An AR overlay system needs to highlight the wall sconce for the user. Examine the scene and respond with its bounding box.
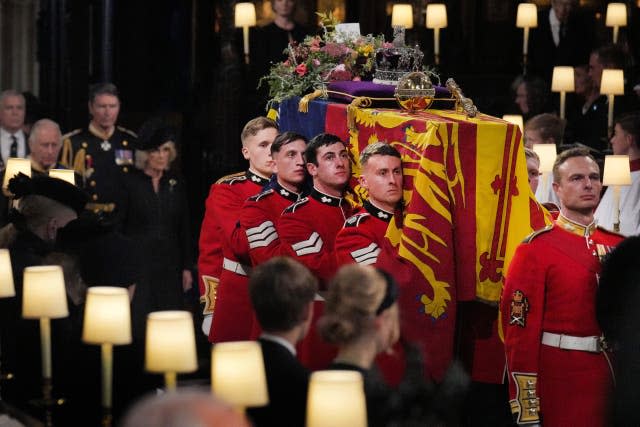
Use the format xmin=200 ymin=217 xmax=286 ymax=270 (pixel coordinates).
xmin=606 ymin=3 xmax=627 ymax=44
xmin=602 ymin=154 xmax=632 ymax=233
xmin=502 ymin=114 xmax=524 ymax=132
xmin=516 ymin=3 xmax=538 ymax=75
xmin=426 ymin=4 xmax=447 ymax=65
xmin=235 ymin=2 xmax=257 ymax=64
xmin=49 ymin=169 xmax=76 ymax=185
xmin=145 ymin=311 xmax=197 ymax=390
xmin=600 ymin=68 xmax=625 ymax=131
xmin=211 ymin=341 xmax=268 ymax=413
xmin=391 ymin=4 xmax=413 ymax=28
xmin=551 ymin=66 xmax=575 ymax=120
xmin=306 ymin=370 xmax=367 ymax=427
xmin=82 ymin=287 xmax=132 ymax=427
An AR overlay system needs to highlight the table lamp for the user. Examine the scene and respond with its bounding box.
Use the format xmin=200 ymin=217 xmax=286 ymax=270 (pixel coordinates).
xmin=502 ymin=114 xmax=524 ymax=132
xmin=82 ymin=287 xmax=131 ymax=427
xmin=532 ymin=143 xmax=557 ymax=196
xmin=2 ymin=158 xmax=31 ymax=196
xmin=551 ymin=66 xmax=575 ymax=120
xmin=603 ymin=155 xmax=632 ymax=233
xmin=426 ymin=4 xmax=447 ymax=65
xmin=306 ymin=370 xmax=367 ymax=427
xmin=0 ymin=249 xmax=15 ymax=398
xmin=235 ymin=2 xmax=256 ymax=65
xmin=391 ymin=4 xmax=413 ymax=29
xmin=211 ymin=341 xmax=268 ymax=413
xmin=606 ymin=3 xmax=627 ymax=44
xmin=145 ymin=311 xmax=197 ymax=391
xmin=516 ymin=3 xmax=537 ymax=75
xmin=22 ymin=265 xmax=68 ymax=427
xmin=600 ymin=68 xmax=625 ymax=131
xmin=49 ymin=169 xmax=76 ymax=185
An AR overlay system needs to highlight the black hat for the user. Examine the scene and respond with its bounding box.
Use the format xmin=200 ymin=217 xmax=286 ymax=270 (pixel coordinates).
xmin=8 ymin=173 xmax=88 ymax=215
xmin=138 ymin=117 xmax=176 ymax=151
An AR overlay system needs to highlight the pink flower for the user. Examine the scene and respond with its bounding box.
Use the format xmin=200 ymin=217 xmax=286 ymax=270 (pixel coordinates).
xmin=329 ymin=64 xmax=352 ymax=81
xmin=382 ymin=42 xmax=394 ymax=49
xmin=283 ymin=60 xmax=290 ymax=66
xmin=352 ymin=76 xmax=361 ymax=81
xmin=312 ymin=59 xmax=321 ymax=68
xmin=295 ymin=63 xmax=308 ymax=76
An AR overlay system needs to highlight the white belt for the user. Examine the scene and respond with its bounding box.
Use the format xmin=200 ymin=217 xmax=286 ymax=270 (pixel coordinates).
xmin=222 ymin=257 xmax=251 ymax=276
xmin=541 ymin=332 xmax=603 ymax=353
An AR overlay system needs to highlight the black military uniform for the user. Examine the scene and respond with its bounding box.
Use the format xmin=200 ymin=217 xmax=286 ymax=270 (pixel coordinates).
xmin=61 ymin=123 xmax=137 ymax=216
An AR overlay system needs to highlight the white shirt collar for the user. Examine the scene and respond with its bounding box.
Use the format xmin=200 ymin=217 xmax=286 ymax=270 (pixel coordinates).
xmin=549 ymin=8 xmax=562 ymax=46
xmin=260 ymin=333 xmax=297 ymax=356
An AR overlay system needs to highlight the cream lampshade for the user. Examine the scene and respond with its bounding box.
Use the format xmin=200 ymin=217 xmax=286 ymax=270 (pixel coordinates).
xmin=146 ymin=311 xmax=197 ymax=390
xmin=49 ymin=169 xmax=76 ymax=185
xmin=600 ymin=69 xmax=625 ymax=130
xmin=391 ymin=4 xmax=413 ymax=29
xmin=516 ymin=3 xmax=537 ymax=72
xmin=603 ymin=155 xmax=632 ymax=186
xmin=606 ymin=3 xmax=627 ymax=44
xmin=234 ymin=2 xmax=257 ymax=64
xmin=551 ymin=66 xmax=575 ymax=120
xmin=426 ymin=4 xmax=447 ymax=65
xmin=532 ymin=144 xmax=557 ymax=173
xmin=503 ymin=115 xmax=524 ymax=132
xmin=2 ymin=158 xmax=31 ymax=192
xmin=0 ymin=249 xmax=15 ymax=298
xmin=211 ymin=341 xmax=268 ymax=411
xmin=306 ymin=370 xmax=367 ymax=427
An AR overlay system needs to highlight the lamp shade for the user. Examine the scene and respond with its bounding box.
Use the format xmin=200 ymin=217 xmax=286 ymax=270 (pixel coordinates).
xmin=516 ymin=3 xmax=538 ymax=28
xmin=0 ymin=249 xmax=15 ymax=298
xmin=551 ymin=66 xmax=575 ymax=92
xmin=502 ymin=114 xmax=524 ymax=131
xmin=211 ymin=341 xmax=268 ymax=408
xmin=145 ymin=311 xmax=197 ymax=374
xmin=2 ymin=158 xmax=31 ymax=190
xmin=82 ymin=287 xmax=131 ymax=345
xmin=234 ymin=2 xmax=256 ymax=28
xmin=606 ymin=3 xmax=627 ymax=27
xmin=49 ymin=169 xmax=76 ymax=185
xmin=600 ymin=69 xmax=625 ymax=95
xmin=22 ymin=265 xmax=68 ymax=319
xmin=603 ymin=155 xmax=632 ymax=186
xmin=426 ymin=4 xmax=447 ymax=29
xmin=391 ymin=4 xmax=413 ymax=29
xmin=307 ymin=370 xmax=367 ymax=427
xmin=532 ymin=144 xmax=557 ymax=173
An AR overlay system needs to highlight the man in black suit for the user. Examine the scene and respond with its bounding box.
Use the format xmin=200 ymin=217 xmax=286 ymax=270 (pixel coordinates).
xmin=529 ymin=0 xmax=595 ymax=83
xmin=246 ymin=257 xmax=317 ymax=427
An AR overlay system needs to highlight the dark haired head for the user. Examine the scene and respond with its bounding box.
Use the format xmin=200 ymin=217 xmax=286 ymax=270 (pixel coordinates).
xmin=614 ymin=112 xmax=640 ymax=148
xmin=89 ymin=83 xmax=119 ymax=103
xmin=304 ymin=133 xmax=344 ymax=166
xmin=271 ymin=131 xmax=308 ymax=155
xmin=360 ymin=142 xmax=401 ymax=168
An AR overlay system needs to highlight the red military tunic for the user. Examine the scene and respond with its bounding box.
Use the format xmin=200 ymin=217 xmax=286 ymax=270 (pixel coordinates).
xmin=278 ymin=188 xmax=358 ymax=369
xmin=203 ymin=170 xmax=269 ymax=343
xmin=502 ymin=214 xmax=623 ymax=426
xmin=335 ymin=200 xmax=406 ymax=386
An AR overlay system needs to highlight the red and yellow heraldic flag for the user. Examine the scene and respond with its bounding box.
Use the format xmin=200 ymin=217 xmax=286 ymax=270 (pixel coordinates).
xmin=277 ymin=98 xmax=549 ymax=380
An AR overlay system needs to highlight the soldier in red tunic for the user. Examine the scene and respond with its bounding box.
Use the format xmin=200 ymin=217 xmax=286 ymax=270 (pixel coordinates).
xmin=502 ymin=147 xmax=623 ymax=426
xmin=197 ymin=117 xmax=275 ymax=341
xmin=278 ymin=133 xmax=357 ymax=369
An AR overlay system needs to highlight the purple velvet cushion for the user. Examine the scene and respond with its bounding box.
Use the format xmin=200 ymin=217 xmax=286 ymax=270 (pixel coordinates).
xmin=327 ymin=80 xmax=451 ymax=104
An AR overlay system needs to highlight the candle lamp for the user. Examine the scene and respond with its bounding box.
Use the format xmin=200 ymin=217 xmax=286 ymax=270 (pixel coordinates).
xmin=49 ymin=169 xmax=76 ymax=185
xmin=391 ymin=4 xmax=413 ymax=29
xmin=306 ymin=370 xmax=367 ymax=427
xmin=551 ymin=66 xmax=575 ymax=120
xmin=606 ymin=3 xmax=627 ymax=44
xmin=2 ymin=158 xmax=31 ymax=197
xmin=145 ymin=311 xmax=197 ymax=391
xmin=0 ymin=249 xmax=15 ymax=398
xmin=516 ymin=3 xmax=538 ymax=75
xmin=82 ymin=287 xmax=132 ymax=427
xmin=426 ymin=4 xmax=447 ymax=66
xmin=211 ymin=341 xmax=268 ymax=413
xmin=600 ymin=69 xmax=625 ymax=132
xmin=235 ymin=2 xmax=257 ymax=65
xmin=532 ymin=143 xmax=557 ymax=198
xmin=603 ymin=155 xmax=632 ymax=232
xmin=22 ymin=265 xmax=68 ymax=427
xmin=502 ymin=114 xmax=524 ymax=132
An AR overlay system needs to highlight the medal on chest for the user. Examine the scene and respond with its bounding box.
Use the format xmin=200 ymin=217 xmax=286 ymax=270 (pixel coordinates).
xmin=101 ymin=140 xmax=112 ymax=151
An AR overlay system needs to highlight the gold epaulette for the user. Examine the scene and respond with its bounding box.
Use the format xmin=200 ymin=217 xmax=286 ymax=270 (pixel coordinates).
xmin=522 ymin=225 xmax=553 ymax=243
xmin=216 ymin=171 xmax=246 ymax=185
xmin=117 ymin=126 xmax=138 ymax=137
xmin=248 ymin=188 xmax=274 ymax=202
xmin=61 ymin=128 xmax=83 ymax=140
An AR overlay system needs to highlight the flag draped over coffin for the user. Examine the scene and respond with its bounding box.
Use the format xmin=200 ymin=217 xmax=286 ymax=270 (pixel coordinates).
xmin=277 ymin=97 xmax=548 ymax=380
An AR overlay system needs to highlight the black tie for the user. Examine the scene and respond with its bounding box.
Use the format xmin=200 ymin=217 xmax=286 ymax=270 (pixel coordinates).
xmin=10 ymin=135 xmax=17 ymax=158
xmin=559 ymin=22 xmax=567 ymax=42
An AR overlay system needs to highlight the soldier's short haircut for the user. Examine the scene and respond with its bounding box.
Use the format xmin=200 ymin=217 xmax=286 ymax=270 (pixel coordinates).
xmin=271 ymin=131 xmax=308 ymax=155
xmin=359 ymin=142 xmax=401 ymax=168
xmin=240 ymin=117 xmax=278 ymax=146
xmin=552 ymin=147 xmax=596 ymax=183
xmin=89 ymin=83 xmax=119 ymax=103
xmin=524 ymin=147 xmax=540 ymax=163
xmin=304 ymin=133 xmax=344 ymax=166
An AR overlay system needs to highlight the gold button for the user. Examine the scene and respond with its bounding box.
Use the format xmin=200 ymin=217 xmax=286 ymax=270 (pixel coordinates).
xmin=90 ymin=180 xmax=96 ymax=187
xmin=92 ymin=194 xmax=98 ymax=201
xmin=123 ymin=167 xmax=129 ymax=173
xmin=122 ymin=140 xmax=128 ymax=147
xmin=82 ymin=142 xmax=88 ymax=148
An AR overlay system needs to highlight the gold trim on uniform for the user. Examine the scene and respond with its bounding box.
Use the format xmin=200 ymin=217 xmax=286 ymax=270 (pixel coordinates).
xmin=556 ymin=213 xmax=597 ymax=237
xmin=509 ymin=373 xmax=540 ymax=424
xmin=201 ymin=275 xmax=220 ymax=315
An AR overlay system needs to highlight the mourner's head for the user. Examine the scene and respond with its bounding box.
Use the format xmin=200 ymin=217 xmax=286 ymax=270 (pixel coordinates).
xmin=271 ymin=0 xmax=296 ymax=19
xmin=524 ymin=148 xmax=541 ymax=194
xmin=241 ymin=117 xmax=278 ymax=178
xmin=551 ymin=0 xmax=575 ymax=23
xmin=136 ymin=121 xmax=177 ymax=172
xmin=28 ymin=119 xmax=63 ymax=170
xmin=305 ymin=133 xmax=350 ymax=196
xmin=359 ymin=142 xmax=403 ymax=212
xmin=0 ymin=89 xmax=26 ymax=134
xmin=610 ymin=112 xmax=640 ymax=156
xmin=524 ymin=113 xmax=565 ymax=148
xmin=271 ymin=131 xmax=308 ymax=191
xmin=88 ymin=83 xmax=121 ymax=132
xmin=589 ymin=45 xmax=625 ymax=90
xmin=552 ymin=147 xmax=601 ymax=217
